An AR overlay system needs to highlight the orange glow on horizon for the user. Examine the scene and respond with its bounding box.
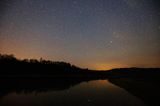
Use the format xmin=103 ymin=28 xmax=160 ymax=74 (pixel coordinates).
xmin=1 ymin=51 xmax=160 ymax=70
xmin=91 ymin=63 xmax=129 ymax=70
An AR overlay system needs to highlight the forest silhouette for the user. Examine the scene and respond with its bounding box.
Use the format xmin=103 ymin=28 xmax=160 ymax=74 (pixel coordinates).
xmin=0 ymin=53 xmax=160 ymax=78
xmin=1 ymin=53 xmax=160 ymax=106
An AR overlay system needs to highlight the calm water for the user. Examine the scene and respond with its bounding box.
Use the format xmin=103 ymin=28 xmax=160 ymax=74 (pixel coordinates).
xmin=0 ymin=80 xmax=145 ymax=106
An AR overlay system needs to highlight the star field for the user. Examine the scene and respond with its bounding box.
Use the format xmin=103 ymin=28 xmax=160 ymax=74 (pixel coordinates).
xmin=0 ymin=0 xmax=160 ymax=70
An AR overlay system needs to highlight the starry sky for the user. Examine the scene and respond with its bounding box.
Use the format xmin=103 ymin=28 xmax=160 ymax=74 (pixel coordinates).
xmin=0 ymin=0 xmax=160 ymax=70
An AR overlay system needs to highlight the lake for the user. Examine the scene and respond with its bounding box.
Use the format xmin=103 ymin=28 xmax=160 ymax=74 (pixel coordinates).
xmin=0 ymin=79 xmax=145 ymax=106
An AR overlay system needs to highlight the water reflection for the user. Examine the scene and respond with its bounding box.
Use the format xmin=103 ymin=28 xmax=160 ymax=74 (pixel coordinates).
xmin=0 ymin=79 xmax=145 ymax=106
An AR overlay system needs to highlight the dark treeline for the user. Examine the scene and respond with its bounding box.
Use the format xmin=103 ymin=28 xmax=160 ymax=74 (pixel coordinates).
xmin=0 ymin=54 xmax=104 ymax=78
xmin=0 ymin=53 xmax=160 ymax=79
xmin=0 ymin=54 xmax=81 ymax=70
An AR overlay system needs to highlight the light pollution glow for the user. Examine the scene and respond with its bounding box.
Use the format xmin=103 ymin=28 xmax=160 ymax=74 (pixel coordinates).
xmin=0 ymin=0 xmax=160 ymax=70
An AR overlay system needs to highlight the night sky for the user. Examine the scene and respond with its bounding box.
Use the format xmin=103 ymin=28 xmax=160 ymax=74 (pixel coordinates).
xmin=0 ymin=0 xmax=160 ymax=70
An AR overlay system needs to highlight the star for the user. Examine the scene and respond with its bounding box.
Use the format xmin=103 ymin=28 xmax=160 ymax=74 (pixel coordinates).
xmin=110 ymin=41 xmax=113 ymax=44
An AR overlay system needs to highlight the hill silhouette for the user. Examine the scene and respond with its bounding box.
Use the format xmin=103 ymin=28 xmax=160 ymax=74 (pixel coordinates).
xmin=0 ymin=54 xmax=107 ymax=78
xmin=0 ymin=53 xmax=160 ymax=79
xmin=1 ymin=54 xmax=160 ymax=106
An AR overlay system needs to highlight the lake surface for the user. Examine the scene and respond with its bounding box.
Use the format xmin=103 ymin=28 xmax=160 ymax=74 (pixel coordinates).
xmin=0 ymin=79 xmax=145 ymax=106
